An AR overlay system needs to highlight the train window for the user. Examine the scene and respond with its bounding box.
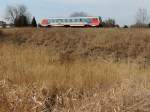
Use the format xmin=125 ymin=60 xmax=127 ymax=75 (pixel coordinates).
xmin=60 ymin=19 xmax=63 ymax=22
xmin=74 ymin=19 xmax=77 ymax=22
xmin=61 ymin=19 xmax=64 ymax=23
xmin=51 ymin=19 xmax=55 ymax=23
xmin=87 ymin=19 xmax=90 ymax=22
xmin=72 ymin=19 xmax=75 ymax=22
xmin=69 ymin=19 xmax=73 ymax=22
xmin=65 ymin=19 xmax=68 ymax=22
xmin=84 ymin=19 xmax=90 ymax=23
xmin=80 ymin=19 xmax=82 ymax=22
xmin=74 ymin=19 xmax=76 ymax=22
xmin=56 ymin=19 xmax=59 ymax=23
xmin=77 ymin=19 xmax=80 ymax=22
xmin=83 ymin=19 xmax=86 ymax=22
xmin=82 ymin=19 xmax=84 ymax=22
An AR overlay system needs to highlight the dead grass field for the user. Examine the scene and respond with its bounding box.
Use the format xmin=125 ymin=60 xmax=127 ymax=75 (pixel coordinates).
xmin=1 ymin=28 xmax=150 ymax=62
xmin=1 ymin=28 xmax=150 ymax=112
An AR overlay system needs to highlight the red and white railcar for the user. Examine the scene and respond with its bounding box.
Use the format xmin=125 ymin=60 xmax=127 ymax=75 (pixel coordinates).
xmin=40 ymin=16 xmax=102 ymax=27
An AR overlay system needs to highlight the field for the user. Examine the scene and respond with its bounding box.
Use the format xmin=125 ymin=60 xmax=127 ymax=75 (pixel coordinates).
xmin=1 ymin=28 xmax=150 ymax=112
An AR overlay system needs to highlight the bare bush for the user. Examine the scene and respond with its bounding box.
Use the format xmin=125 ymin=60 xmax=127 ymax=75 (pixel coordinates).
xmin=135 ymin=8 xmax=149 ymax=27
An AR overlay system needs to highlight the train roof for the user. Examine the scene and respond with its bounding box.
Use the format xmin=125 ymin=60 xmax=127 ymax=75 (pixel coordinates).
xmin=46 ymin=16 xmax=101 ymax=19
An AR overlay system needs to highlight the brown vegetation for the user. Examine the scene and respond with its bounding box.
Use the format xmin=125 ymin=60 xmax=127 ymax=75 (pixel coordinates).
xmin=1 ymin=28 xmax=150 ymax=112
xmin=2 ymin=28 xmax=150 ymax=62
xmin=0 ymin=30 xmax=3 ymax=35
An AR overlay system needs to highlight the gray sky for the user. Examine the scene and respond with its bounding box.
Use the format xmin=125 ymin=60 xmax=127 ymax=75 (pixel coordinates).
xmin=0 ymin=0 xmax=149 ymax=25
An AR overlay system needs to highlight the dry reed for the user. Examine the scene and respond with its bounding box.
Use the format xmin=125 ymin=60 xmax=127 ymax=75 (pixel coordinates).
xmin=1 ymin=28 xmax=150 ymax=112
xmin=0 ymin=44 xmax=150 ymax=112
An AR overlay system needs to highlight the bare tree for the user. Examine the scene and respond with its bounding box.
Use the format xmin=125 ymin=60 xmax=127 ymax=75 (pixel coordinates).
xmin=135 ymin=8 xmax=149 ymax=27
xmin=5 ymin=5 xmax=17 ymax=23
xmin=17 ymin=5 xmax=27 ymax=16
xmin=5 ymin=5 xmax=31 ymax=24
xmin=70 ymin=12 xmax=89 ymax=17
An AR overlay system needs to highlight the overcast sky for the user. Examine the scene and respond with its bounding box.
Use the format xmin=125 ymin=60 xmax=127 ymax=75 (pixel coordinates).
xmin=0 ymin=0 xmax=149 ymax=25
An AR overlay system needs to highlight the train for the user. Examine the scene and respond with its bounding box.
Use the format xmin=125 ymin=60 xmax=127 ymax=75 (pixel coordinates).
xmin=39 ymin=16 xmax=102 ymax=27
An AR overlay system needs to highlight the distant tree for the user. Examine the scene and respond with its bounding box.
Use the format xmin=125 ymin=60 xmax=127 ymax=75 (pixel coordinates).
xmin=14 ymin=15 xmax=28 ymax=27
xmin=148 ymin=23 xmax=150 ymax=28
xmin=124 ymin=25 xmax=128 ymax=28
xmin=5 ymin=5 xmax=31 ymax=26
xmin=5 ymin=5 xmax=17 ymax=23
xmin=103 ymin=18 xmax=116 ymax=27
xmin=115 ymin=24 xmax=120 ymax=28
xmin=101 ymin=22 xmax=106 ymax=27
xmin=70 ymin=12 xmax=89 ymax=17
xmin=31 ymin=17 xmax=37 ymax=27
xmin=135 ymin=8 xmax=149 ymax=27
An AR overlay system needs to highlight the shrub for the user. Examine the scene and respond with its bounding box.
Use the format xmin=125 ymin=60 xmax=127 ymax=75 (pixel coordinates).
xmin=124 ymin=25 xmax=128 ymax=28
xmin=14 ymin=15 xmax=29 ymax=27
xmin=148 ymin=23 xmax=150 ymax=28
xmin=31 ymin=17 xmax=37 ymax=27
xmin=102 ymin=18 xmax=116 ymax=28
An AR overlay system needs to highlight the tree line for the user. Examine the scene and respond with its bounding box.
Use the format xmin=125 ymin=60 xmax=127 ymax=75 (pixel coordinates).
xmin=4 ymin=5 xmax=150 ymax=28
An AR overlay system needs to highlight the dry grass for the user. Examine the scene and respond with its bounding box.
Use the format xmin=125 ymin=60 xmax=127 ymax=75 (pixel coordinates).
xmin=1 ymin=44 xmax=150 ymax=112
xmin=1 ymin=28 xmax=150 ymax=112
xmin=2 ymin=28 xmax=150 ymax=62
xmin=0 ymin=30 xmax=2 ymax=35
